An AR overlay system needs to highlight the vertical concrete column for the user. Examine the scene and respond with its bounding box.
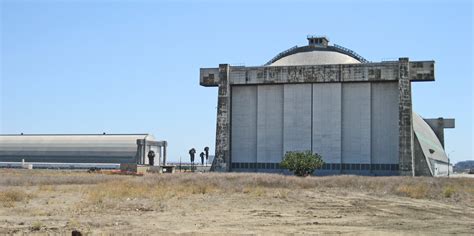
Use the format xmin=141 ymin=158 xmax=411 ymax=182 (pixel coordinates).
xmin=398 ymin=58 xmax=414 ymax=176
xmin=212 ymin=64 xmax=231 ymax=172
xmin=423 ymin=118 xmax=455 ymax=148
xmin=433 ymin=118 xmax=446 ymax=148
xmin=163 ymin=141 xmax=167 ymax=165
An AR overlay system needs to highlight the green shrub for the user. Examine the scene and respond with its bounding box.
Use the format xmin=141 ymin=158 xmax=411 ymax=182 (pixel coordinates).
xmin=280 ymin=151 xmax=324 ymax=176
xmin=443 ymin=186 xmax=455 ymax=198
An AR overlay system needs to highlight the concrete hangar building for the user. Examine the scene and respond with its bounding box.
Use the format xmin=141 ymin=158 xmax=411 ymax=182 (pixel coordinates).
xmin=200 ymin=36 xmax=454 ymax=176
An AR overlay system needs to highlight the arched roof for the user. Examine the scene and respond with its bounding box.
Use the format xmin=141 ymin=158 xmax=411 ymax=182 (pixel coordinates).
xmin=266 ymin=44 xmax=368 ymax=66
xmin=0 ymin=134 xmax=155 ymax=158
xmin=413 ymin=113 xmax=448 ymax=163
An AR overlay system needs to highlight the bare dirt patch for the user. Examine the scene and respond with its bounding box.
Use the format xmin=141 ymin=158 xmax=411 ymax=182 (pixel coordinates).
xmin=0 ymin=169 xmax=472 ymax=235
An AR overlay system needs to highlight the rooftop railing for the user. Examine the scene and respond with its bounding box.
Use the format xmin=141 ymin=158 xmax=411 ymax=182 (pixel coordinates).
xmin=264 ymin=45 xmax=298 ymax=66
xmin=333 ymin=44 xmax=369 ymax=63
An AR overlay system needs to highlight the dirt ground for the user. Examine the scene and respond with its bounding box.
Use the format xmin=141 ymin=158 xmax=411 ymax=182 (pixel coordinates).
xmin=0 ymin=169 xmax=473 ymax=235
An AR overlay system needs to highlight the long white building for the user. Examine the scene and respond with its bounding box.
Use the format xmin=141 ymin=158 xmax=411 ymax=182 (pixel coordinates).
xmin=0 ymin=133 xmax=167 ymax=167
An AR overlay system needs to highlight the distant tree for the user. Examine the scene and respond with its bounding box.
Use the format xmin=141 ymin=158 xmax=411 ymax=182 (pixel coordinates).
xmin=189 ymin=148 xmax=196 ymax=163
xmin=280 ymin=151 xmax=324 ymax=177
xmin=204 ymin=147 xmax=209 ymax=160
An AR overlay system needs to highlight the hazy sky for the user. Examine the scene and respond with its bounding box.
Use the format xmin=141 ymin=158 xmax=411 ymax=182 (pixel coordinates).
xmin=1 ymin=0 xmax=472 ymax=164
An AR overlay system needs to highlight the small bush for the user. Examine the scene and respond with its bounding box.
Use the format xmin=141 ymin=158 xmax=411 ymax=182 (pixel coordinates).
xmin=443 ymin=186 xmax=455 ymax=198
xmin=31 ymin=221 xmax=43 ymax=231
xmin=280 ymin=151 xmax=324 ymax=176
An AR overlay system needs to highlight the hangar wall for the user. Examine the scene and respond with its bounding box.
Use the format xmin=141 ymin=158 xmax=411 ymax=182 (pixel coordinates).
xmin=231 ymin=82 xmax=400 ymax=174
xmin=312 ymin=83 xmax=342 ymax=165
xmin=257 ymin=85 xmax=284 ymax=165
xmin=230 ymin=86 xmax=257 ymax=164
xmin=371 ymin=82 xmax=399 ymax=165
xmin=341 ymin=83 xmax=371 ymax=166
xmin=283 ymin=84 xmax=312 ymax=154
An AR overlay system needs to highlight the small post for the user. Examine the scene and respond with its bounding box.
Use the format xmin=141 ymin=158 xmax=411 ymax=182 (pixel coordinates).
xmin=448 ymin=158 xmax=450 ymax=177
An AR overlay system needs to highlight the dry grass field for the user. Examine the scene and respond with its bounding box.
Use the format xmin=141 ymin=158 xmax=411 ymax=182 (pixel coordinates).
xmin=0 ymin=169 xmax=473 ymax=235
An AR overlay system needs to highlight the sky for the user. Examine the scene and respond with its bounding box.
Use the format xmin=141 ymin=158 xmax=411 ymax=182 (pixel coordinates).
xmin=0 ymin=0 xmax=472 ymax=164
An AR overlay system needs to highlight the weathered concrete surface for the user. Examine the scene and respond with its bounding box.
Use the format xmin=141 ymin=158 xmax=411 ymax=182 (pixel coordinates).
xmin=257 ymin=85 xmax=284 ymax=164
xmin=371 ymin=82 xmax=399 ymax=165
xmin=283 ymin=84 xmax=312 ymax=154
xmin=231 ymin=86 xmax=257 ymax=165
xmin=200 ymin=68 xmax=219 ymax=87
xmin=341 ymin=83 xmax=371 ymax=166
xmin=423 ymin=118 xmax=455 ymax=148
xmin=398 ymin=58 xmax=414 ymax=176
xmin=211 ymin=64 xmax=231 ymax=172
xmin=409 ymin=61 xmax=435 ymax=81
xmin=312 ymin=83 xmax=342 ymax=165
xmin=200 ymin=61 xmax=434 ymax=86
xmin=204 ymin=59 xmax=435 ymax=175
xmin=413 ymin=136 xmax=433 ymax=176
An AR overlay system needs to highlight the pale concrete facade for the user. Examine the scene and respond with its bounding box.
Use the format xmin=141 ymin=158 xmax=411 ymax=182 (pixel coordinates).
xmin=283 ymin=84 xmax=312 ymax=154
xmin=312 ymin=83 xmax=342 ymax=165
xmin=201 ymin=36 xmax=453 ymax=176
xmin=228 ymin=82 xmax=399 ymax=175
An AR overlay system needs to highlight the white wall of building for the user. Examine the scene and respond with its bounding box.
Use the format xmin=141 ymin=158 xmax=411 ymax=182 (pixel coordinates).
xmin=230 ymin=82 xmax=400 ymax=171
xmin=283 ymin=84 xmax=312 ymax=154
xmin=341 ymin=83 xmax=371 ymax=164
xmin=312 ymin=83 xmax=342 ymax=164
xmin=231 ymin=86 xmax=258 ymax=163
xmin=257 ymin=85 xmax=284 ymax=163
xmin=371 ymin=82 xmax=399 ymax=164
